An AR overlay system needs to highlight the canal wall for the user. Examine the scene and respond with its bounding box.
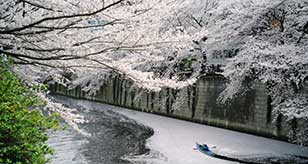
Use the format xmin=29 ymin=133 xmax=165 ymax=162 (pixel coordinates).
xmin=49 ymin=75 xmax=294 ymax=141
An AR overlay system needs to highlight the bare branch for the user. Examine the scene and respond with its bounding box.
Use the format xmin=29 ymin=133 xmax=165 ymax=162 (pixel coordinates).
xmin=72 ymin=37 xmax=101 ymax=47
xmin=18 ymin=0 xmax=55 ymax=11
xmin=190 ymin=15 xmax=203 ymax=28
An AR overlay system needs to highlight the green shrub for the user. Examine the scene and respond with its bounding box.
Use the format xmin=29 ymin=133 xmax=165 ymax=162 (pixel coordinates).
xmin=0 ymin=61 xmax=58 ymax=164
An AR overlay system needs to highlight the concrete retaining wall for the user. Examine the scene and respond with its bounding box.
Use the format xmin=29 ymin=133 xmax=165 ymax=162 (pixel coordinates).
xmin=49 ymin=75 xmax=293 ymax=141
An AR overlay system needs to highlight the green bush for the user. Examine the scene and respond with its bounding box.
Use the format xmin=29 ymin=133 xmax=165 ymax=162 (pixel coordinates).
xmin=0 ymin=61 xmax=58 ymax=164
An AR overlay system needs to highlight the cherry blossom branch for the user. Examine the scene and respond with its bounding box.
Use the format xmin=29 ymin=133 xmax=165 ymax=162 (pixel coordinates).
xmin=0 ymin=0 xmax=124 ymax=34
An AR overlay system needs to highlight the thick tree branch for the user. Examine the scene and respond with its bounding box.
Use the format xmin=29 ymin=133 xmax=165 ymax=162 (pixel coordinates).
xmin=0 ymin=0 xmax=123 ymax=34
xmin=0 ymin=49 xmax=76 ymax=61
xmin=31 ymin=19 xmax=120 ymax=31
xmin=2 ymin=44 xmax=65 ymax=52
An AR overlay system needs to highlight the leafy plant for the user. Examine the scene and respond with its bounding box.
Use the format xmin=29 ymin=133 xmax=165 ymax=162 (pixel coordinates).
xmin=0 ymin=60 xmax=59 ymax=164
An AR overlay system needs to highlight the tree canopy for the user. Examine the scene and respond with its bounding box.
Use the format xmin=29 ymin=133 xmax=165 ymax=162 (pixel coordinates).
xmin=1 ymin=0 xmax=308 ymax=144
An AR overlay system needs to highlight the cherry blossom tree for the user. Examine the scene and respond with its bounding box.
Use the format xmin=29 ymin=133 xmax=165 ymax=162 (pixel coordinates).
xmin=2 ymin=0 xmax=308 ymax=144
xmin=0 ymin=0 xmax=126 ymax=66
xmin=213 ymin=0 xmax=308 ymax=145
xmin=0 ymin=0 xmax=207 ymax=89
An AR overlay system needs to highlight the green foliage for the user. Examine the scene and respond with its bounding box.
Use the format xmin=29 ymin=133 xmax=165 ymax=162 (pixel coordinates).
xmin=0 ymin=60 xmax=59 ymax=164
xmin=176 ymin=58 xmax=197 ymax=80
xmin=179 ymin=58 xmax=194 ymax=71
